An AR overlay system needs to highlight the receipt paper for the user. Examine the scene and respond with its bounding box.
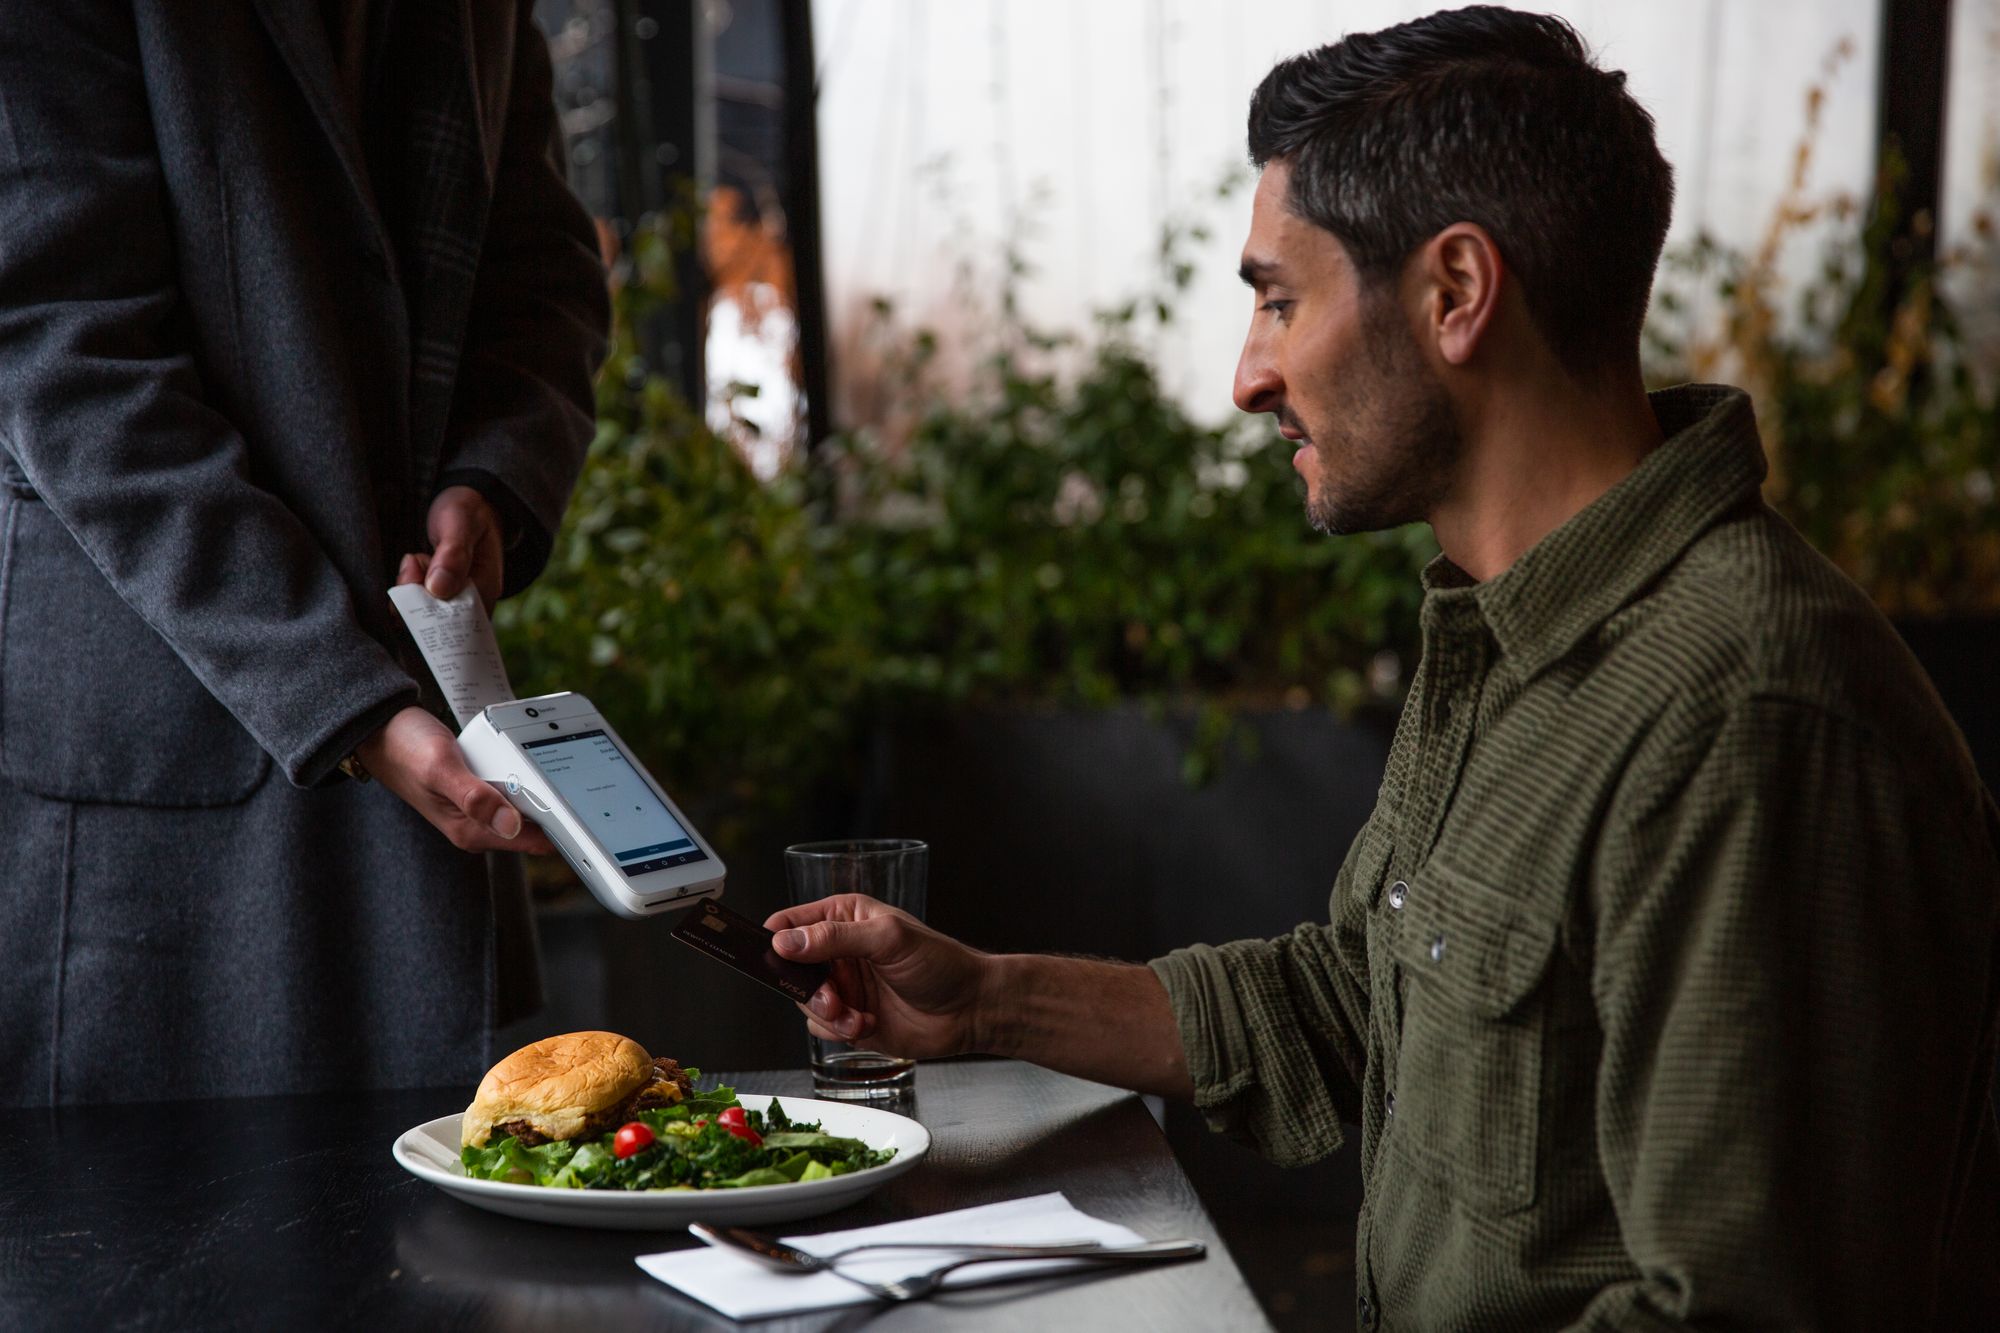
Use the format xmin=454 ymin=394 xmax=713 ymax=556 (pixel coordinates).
xmin=388 ymin=583 xmax=516 ymax=727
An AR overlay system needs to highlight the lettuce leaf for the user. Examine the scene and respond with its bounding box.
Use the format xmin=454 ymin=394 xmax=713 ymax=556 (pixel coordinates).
xmin=680 ymin=1086 xmax=741 ymax=1117
xmin=460 ymin=1135 xmax=581 ymax=1185
xmin=715 ymin=1166 xmax=793 ymax=1188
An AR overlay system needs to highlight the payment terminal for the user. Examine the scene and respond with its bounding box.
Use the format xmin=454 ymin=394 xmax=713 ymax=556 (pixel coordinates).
xmin=457 ymin=692 xmax=725 ymax=919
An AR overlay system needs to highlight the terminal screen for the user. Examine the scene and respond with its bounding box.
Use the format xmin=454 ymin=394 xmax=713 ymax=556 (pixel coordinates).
xmin=522 ymin=730 xmax=706 ymax=877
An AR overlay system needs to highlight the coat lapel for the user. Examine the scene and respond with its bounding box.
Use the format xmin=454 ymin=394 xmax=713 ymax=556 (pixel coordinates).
xmin=249 ymin=0 xmax=390 ymax=253
xmin=250 ymin=0 xmax=496 ymax=488
xmin=392 ymin=0 xmax=494 ymax=486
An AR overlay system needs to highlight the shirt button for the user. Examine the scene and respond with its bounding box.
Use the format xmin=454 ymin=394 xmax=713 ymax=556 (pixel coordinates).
xmin=1386 ymin=1092 xmax=1396 ymax=1118
xmin=1429 ymin=932 xmax=1446 ymax=962
xmin=1387 ymin=880 xmax=1408 ymax=910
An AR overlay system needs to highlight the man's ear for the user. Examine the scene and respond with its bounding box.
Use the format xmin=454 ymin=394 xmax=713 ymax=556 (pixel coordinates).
xmin=1416 ymin=223 xmax=1504 ymax=368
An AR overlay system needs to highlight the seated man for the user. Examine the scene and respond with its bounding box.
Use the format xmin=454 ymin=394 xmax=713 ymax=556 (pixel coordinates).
xmin=768 ymin=9 xmax=2000 ymax=1329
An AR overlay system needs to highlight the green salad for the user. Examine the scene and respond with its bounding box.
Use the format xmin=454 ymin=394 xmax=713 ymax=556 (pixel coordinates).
xmin=459 ymin=1081 xmax=896 ymax=1191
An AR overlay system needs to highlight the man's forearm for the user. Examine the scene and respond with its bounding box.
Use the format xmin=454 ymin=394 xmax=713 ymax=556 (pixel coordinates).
xmin=973 ymin=954 xmax=1194 ymax=1099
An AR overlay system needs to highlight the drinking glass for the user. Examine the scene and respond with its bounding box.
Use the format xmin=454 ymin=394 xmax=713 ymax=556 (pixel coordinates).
xmin=783 ymin=838 xmax=928 ymax=1100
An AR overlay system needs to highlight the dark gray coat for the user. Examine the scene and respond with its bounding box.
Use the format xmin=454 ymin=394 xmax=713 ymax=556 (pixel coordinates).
xmin=0 ymin=1 xmax=609 ymax=1103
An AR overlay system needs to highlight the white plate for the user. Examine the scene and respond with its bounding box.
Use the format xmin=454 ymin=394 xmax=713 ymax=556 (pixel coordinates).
xmin=392 ymin=1093 xmax=930 ymax=1230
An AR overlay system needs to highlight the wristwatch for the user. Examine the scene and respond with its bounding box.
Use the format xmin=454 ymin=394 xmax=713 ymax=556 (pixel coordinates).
xmin=338 ymin=751 xmax=373 ymax=784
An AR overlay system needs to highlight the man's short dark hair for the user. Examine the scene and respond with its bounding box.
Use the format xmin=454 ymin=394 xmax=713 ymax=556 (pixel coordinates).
xmin=1248 ymin=6 xmax=1675 ymax=378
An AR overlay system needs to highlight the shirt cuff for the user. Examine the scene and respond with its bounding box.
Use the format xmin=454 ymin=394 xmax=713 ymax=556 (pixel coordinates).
xmin=1149 ymin=944 xmax=1257 ymax=1114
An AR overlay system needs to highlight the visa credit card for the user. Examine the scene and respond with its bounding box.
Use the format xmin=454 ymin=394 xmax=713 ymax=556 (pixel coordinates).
xmin=669 ymin=899 xmax=828 ymax=1004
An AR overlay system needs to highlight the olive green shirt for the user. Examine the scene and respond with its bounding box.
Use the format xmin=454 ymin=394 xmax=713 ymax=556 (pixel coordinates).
xmin=1152 ymin=385 xmax=2000 ymax=1331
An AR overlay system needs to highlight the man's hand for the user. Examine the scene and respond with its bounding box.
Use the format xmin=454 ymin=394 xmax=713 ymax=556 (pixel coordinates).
xmin=398 ymin=485 xmax=504 ymax=610
xmin=764 ymin=895 xmax=992 ymax=1058
xmin=356 ymin=706 xmax=554 ymax=855
xmin=767 ymin=895 xmax=1195 ymax=1098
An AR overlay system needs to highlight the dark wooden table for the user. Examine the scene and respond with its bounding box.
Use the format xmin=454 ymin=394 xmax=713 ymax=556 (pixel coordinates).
xmin=0 ymin=1059 xmax=1271 ymax=1331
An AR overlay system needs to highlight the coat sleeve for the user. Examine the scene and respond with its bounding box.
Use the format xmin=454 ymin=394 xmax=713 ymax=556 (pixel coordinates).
xmin=0 ymin=0 xmax=418 ymax=787
xmin=1568 ymin=695 xmax=2000 ymax=1330
xmin=437 ymin=2 xmax=611 ymax=598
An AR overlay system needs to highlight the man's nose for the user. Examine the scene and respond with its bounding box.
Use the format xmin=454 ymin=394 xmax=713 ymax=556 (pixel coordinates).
xmin=1233 ymin=341 xmax=1281 ymax=417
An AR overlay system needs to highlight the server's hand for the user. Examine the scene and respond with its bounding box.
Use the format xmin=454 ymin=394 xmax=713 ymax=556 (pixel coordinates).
xmin=397 ymin=485 xmax=504 ymax=611
xmin=357 ymin=706 xmax=555 ymax=855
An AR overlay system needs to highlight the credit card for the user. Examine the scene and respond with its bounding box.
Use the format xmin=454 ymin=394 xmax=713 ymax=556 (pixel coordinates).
xmin=669 ymin=899 xmax=829 ymax=1004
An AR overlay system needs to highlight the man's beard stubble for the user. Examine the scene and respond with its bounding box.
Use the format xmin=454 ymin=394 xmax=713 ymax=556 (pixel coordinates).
xmin=1304 ymin=297 xmax=1461 ymax=536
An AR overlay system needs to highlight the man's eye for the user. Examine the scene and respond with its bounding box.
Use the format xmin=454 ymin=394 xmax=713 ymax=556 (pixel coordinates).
xmin=1259 ymin=299 xmax=1293 ymax=320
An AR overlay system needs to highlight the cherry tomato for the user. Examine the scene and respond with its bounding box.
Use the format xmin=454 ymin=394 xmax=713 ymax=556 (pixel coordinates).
xmin=716 ymin=1105 xmax=762 ymax=1146
xmin=612 ymin=1121 xmax=655 ymax=1159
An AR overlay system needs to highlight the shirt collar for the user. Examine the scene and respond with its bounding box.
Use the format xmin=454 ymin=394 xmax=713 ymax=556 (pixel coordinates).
xmin=1419 ymin=383 xmax=1768 ymax=679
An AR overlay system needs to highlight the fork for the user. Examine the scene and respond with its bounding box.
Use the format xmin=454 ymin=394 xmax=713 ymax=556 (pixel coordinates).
xmin=825 ymin=1238 xmax=1206 ymax=1302
xmin=688 ymin=1221 xmax=1109 ymax=1273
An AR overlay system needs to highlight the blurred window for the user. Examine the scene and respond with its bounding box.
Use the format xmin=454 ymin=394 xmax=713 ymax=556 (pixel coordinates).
xmin=535 ymin=0 xmax=819 ymax=474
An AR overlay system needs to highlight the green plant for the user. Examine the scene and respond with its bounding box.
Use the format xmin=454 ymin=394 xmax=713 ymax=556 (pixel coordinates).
xmin=1645 ymin=43 xmax=2000 ymax=614
xmin=819 ymin=297 xmax=1432 ymax=754
xmin=495 ymin=222 xmax=881 ymax=830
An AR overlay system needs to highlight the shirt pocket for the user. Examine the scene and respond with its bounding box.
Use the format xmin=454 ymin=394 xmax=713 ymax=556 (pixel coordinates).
xmin=1387 ymin=860 xmax=1559 ymax=1214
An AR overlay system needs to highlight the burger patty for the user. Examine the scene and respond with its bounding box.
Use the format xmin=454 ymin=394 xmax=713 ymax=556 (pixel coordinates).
xmin=497 ymin=1057 xmax=695 ymax=1147
xmin=632 ymin=1056 xmax=694 ymax=1108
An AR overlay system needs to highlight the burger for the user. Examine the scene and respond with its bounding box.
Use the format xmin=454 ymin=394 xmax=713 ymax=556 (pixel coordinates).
xmin=461 ymin=1030 xmax=693 ymax=1149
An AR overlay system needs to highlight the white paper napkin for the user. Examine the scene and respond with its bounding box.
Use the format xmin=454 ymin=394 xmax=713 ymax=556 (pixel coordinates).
xmin=635 ymin=1191 xmax=1148 ymax=1320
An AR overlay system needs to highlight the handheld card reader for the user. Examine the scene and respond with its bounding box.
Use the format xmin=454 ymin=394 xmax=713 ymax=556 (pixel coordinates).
xmin=457 ymin=692 xmax=724 ymax=919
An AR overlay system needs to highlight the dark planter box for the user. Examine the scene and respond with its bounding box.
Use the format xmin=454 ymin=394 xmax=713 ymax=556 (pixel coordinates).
xmin=856 ymin=704 xmax=1394 ymax=962
xmin=1893 ymin=614 xmax=2000 ymax=797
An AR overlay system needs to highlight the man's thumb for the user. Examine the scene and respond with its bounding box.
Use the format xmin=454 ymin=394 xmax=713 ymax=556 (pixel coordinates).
xmin=774 ymin=917 xmax=892 ymax=963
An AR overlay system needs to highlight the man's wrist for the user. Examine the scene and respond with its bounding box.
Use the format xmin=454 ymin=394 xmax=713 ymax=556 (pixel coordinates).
xmin=966 ymin=952 xmax=1193 ymax=1098
xmin=970 ymin=953 xmax=1031 ymax=1058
